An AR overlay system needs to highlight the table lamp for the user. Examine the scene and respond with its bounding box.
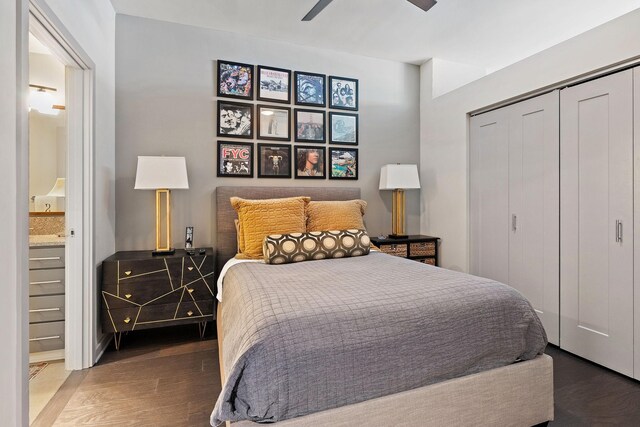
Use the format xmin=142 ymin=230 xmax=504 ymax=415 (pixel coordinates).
xmin=134 ymin=156 xmax=189 ymax=255
xmin=379 ymin=164 xmax=421 ymax=239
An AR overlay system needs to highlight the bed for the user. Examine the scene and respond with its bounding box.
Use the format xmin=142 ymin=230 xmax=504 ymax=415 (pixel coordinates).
xmin=211 ymin=186 xmax=554 ymax=427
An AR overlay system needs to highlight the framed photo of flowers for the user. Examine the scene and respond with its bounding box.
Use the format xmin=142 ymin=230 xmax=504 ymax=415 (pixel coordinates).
xmin=217 ymin=101 xmax=253 ymax=139
xmin=217 ymin=60 xmax=253 ymax=100
xmin=257 ymin=65 xmax=291 ymax=104
xmin=329 ymin=76 xmax=358 ymax=110
xmin=294 ymin=71 xmax=326 ymax=107
xmin=257 ymin=143 xmax=292 ymax=178
xmin=217 ymin=141 xmax=253 ymax=178
xmin=257 ymin=104 xmax=291 ymax=141
xmin=294 ymin=146 xmax=326 ymax=179
xmin=329 ymin=147 xmax=358 ymax=180
xmin=294 ymin=109 xmax=325 ymax=143
xmin=329 ymin=112 xmax=358 ymax=145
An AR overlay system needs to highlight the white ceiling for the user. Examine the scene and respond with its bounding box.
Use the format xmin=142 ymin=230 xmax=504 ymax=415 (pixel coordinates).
xmin=110 ymin=0 xmax=640 ymax=70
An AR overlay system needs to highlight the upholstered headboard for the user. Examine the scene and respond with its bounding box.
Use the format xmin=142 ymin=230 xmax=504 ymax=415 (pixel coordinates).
xmin=215 ymin=186 xmax=361 ymax=273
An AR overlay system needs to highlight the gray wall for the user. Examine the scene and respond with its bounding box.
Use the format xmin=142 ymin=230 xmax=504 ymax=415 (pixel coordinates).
xmin=115 ymin=15 xmax=420 ymax=251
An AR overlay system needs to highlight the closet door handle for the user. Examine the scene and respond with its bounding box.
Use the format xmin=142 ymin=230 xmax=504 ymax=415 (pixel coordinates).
xmin=616 ymin=220 xmax=623 ymax=242
xmin=512 ymin=214 xmax=517 ymax=232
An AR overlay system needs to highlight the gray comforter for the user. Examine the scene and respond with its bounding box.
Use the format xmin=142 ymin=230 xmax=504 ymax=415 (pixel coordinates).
xmin=211 ymin=252 xmax=547 ymax=425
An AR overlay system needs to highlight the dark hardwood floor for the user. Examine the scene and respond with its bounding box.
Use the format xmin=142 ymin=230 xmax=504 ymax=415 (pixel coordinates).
xmin=34 ymin=327 xmax=640 ymax=426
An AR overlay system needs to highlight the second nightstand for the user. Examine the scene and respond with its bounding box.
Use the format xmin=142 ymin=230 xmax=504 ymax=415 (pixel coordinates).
xmin=371 ymin=235 xmax=440 ymax=266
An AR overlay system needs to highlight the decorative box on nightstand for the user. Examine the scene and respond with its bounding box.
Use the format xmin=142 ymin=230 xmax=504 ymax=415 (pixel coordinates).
xmin=371 ymin=235 xmax=440 ymax=266
xmin=101 ymin=248 xmax=215 ymax=349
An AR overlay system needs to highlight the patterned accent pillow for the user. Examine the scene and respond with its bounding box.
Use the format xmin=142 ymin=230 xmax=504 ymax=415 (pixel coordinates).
xmin=263 ymin=229 xmax=371 ymax=264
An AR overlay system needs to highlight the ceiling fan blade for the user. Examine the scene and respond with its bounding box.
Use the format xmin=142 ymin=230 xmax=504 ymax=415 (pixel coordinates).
xmin=302 ymin=0 xmax=334 ymax=21
xmin=407 ymin=0 xmax=438 ymax=12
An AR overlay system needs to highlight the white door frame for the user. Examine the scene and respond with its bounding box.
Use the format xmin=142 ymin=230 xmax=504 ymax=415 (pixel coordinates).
xmin=28 ymin=0 xmax=95 ymax=371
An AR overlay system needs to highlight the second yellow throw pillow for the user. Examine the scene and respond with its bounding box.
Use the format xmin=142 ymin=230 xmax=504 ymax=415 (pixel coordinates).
xmin=306 ymin=199 xmax=367 ymax=232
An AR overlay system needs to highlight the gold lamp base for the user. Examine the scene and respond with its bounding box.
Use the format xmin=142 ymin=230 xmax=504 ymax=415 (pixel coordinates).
xmin=388 ymin=189 xmax=408 ymax=239
xmin=152 ymin=189 xmax=175 ymax=256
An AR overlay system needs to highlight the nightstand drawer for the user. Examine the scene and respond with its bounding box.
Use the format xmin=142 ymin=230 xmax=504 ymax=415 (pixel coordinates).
xmin=102 ymin=258 xmax=168 ymax=285
xmin=103 ymin=299 xmax=214 ymax=332
xmin=378 ymin=243 xmax=408 ymax=257
xmin=29 ymin=268 xmax=65 ymax=296
xmin=29 ymin=247 xmax=65 ymax=270
xmin=410 ymin=242 xmax=436 ymax=257
xmin=29 ymin=321 xmax=64 ymax=352
xmin=29 ymin=295 xmax=65 ymax=323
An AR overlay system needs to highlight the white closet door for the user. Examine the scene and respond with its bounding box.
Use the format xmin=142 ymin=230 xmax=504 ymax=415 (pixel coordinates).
xmin=560 ymin=70 xmax=634 ymax=376
xmin=469 ymin=108 xmax=509 ymax=284
xmin=634 ymin=67 xmax=640 ymax=380
xmin=508 ymin=91 xmax=560 ymax=345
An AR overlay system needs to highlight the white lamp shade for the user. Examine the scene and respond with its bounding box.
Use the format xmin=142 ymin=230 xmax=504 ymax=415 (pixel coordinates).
xmin=46 ymin=178 xmax=66 ymax=197
xmin=379 ymin=164 xmax=421 ymax=190
xmin=134 ymin=156 xmax=189 ymax=190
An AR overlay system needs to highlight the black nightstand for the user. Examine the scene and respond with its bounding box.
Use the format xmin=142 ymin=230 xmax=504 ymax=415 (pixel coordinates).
xmin=101 ymin=248 xmax=215 ymax=349
xmin=371 ymin=235 xmax=440 ymax=266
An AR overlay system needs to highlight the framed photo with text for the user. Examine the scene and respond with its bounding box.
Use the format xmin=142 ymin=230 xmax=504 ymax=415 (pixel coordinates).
xmin=329 ymin=112 xmax=358 ymax=145
xmin=294 ymin=71 xmax=326 ymax=107
xmin=217 ymin=141 xmax=253 ymax=177
xmin=258 ymin=143 xmax=292 ymax=178
xmin=294 ymin=146 xmax=325 ymax=179
xmin=257 ymin=104 xmax=291 ymax=141
xmin=217 ymin=100 xmax=253 ymax=139
xmin=257 ymin=65 xmax=291 ymax=103
xmin=294 ymin=109 xmax=325 ymax=143
xmin=329 ymin=147 xmax=358 ymax=180
xmin=217 ymin=60 xmax=253 ymax=100
xmin=329 ymin=76 xmax=358 ymax=110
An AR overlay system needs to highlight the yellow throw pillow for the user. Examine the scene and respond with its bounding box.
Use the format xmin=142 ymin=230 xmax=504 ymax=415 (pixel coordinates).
xmin=306 ymin=200 xmax=367 ymax=232
xmin=231 ymin=196 xmax=310 ymax=259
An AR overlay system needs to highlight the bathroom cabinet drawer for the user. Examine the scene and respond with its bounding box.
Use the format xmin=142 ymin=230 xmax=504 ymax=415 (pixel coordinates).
xmin=29 ymin=246 xmax=65 ymax=270
xmin=29 ymin=295 xmax=65 ymax=323
xmin=29 ymin=268 xmax=65 ymax=296
xmin=29 ymin=321 xmax=65 ymax=352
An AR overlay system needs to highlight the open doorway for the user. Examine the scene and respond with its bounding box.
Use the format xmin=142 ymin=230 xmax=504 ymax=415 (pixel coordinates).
xmin=27 ymin=3 xmax=95 ymax=424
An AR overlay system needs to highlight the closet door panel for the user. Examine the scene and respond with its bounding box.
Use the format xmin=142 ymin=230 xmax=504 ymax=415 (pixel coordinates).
xmin=560 ymin=70 xmax=633 ymax=376
xmin=469 ymin=109 xmax=509 ymax=284
xmin=508 ymin=91 xmax=559 ymax=345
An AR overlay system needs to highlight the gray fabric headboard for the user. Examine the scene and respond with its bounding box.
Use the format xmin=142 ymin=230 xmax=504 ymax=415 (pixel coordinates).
xmin=215 ymin=186 xmax=361 ymax=274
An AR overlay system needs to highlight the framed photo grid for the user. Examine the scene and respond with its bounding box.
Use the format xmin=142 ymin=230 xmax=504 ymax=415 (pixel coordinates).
xmin=258 ymin=143 xmax=292 ymax=178
xmin=217 ymin=141 xmax=253 ymax=178
xmin=294 ymin=146 xmax=326 ymax=179
xmin=217 ymin=100 xmax=253 ymax=139
xmin=217 ymin=60 xmax=253 ymax=100
xmin=294 ymin=71 xmax=326 ymax=107
xmin=329 ymin=112 xmax=358 ymax=145
xmin=329 ymin=76 xmax=358 ymax=110
xmin=329 ymin=147 xmax=358 ymax=180
xmin=257 ymin=66 xmax=291 ymax=104
xmin=294 ymin=109 xmax=325 ymax=143
xmin=257 ymin=104 xmax=291 ymax=141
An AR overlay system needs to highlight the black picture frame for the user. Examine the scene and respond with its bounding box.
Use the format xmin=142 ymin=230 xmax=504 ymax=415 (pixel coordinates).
xmin=294 ymin=146 xmax=326 ymax=179
xmin=328 ymin=76 xmax=358 ymax=110
xmin=329 ymin=147 xmax=358 ymax=180
xmin=257 ymin=143 xmax=292 ymax=178
xmin=257 ymin=104 xmax=291 ymax=141
xmin=217 ymin=100 xmax=253 ymax=139
xmin=257 ymin=65 xmax=291 ymax=104
xmin=217 ymin=141 xmax=254 ymax=178
xmin=294 ymin=109 xmax=325 ymax=143
xmin=217 ymin=60 xmax=254 ymax=100
xmin=329 ymin=112 xmax=358 ymax=145
xmin=294 ymin=71 xmax=326 ymax=107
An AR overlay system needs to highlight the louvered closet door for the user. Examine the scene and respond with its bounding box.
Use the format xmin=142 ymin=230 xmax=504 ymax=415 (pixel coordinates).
xmin=508 ymin=91 xmax=560 ymax=345
xmin=469 ymin=108 xmax=509 ymax=284
xmin=560 ymin=70 xmax=634 ymax=376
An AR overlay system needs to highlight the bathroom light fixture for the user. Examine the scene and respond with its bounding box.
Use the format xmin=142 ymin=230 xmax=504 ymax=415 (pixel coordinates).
xmin=29 ymin=84 xmax=64 ymax=116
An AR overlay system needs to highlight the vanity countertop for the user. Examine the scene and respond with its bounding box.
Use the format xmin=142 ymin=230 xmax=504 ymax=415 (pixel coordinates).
xmin=29 ymin=234 xmax=66 ymax=247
